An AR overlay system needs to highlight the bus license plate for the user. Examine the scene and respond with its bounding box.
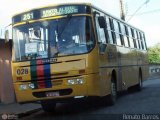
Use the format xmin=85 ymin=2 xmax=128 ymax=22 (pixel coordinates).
xmin=46 ymin=92 xmax=59 ymax=97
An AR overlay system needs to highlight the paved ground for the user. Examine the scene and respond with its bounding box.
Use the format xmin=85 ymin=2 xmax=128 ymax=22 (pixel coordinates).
xmin=20 ymin=73 xmax=160 ymax=120
xmin=0 ymin=103 xmax=41 ymax=115
xmin=0 ymin=103 xmax=41 ymax=120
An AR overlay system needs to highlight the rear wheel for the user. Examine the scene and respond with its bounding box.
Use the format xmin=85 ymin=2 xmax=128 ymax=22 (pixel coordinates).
xmin=130 ymin=71 xmax=143 ymax=92
xmin=107 ymin=78 xmax=117 ymax=105
xmin=41 ymin=100 xmax=56 ymax=112
xmin=137 ymin=72 xmax=143 ymax=91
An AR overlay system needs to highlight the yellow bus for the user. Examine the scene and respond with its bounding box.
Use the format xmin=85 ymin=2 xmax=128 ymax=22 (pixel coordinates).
xmin=11 ymin=3 xmax=149 ymax=112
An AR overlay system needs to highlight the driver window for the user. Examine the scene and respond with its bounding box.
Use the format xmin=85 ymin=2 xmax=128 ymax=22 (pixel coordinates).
xmin=95 ymin=15 xmax=106 ymax=44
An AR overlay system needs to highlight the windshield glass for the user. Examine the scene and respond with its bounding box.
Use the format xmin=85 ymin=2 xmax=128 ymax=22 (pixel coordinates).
xmin=13 ymin=16 xmax=95 ymax=61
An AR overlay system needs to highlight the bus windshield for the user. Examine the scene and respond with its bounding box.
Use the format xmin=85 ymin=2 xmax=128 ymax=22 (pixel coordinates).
xmin=13 ymin=16 xmax=95 ymax=61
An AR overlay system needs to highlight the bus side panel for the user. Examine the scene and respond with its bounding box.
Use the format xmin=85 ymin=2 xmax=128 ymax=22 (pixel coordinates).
xmin=128 ymin=49 xmax=139 ymax=87
xmin=101 ymin=44 xmax=118 ymax=95
xmin=142 ymin=51 xmax=149 ymax=81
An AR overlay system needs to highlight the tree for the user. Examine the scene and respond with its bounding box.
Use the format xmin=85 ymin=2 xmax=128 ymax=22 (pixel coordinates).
xmin=148 ymin=43 xmax=160 ymax=64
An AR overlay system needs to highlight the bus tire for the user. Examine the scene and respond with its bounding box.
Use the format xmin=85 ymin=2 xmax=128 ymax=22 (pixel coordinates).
xmin=137 ymin=71 xmax=143 ymax=91
xmin=107 ymin=77 xmax=117 ymax=105
xmin=41 ymin=100 xmax=56 ymax=112
xmin=131 ymin=71 xmax=143 ymax=92
xmin=132 ymin=71 xmax=143 ymax=92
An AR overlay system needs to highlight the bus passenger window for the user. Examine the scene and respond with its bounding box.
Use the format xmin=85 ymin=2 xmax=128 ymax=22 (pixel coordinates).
xmin=131 ymin=28 xmax=137 ymax=48
xmin=124 ymin=25 xmax=130 ymax=47
xmin=109 ymin=18 xmax=116 ymax=44
xmin=113 ymin=20 xmax=121 ymax=46
xmin=118 ymin=22 xmax=124 ymax=46
xmin=106 ymin=17 xmax=113 ymax=44
xmin=136 ymin=40 xmax=139 ymax=49
xmin=120 ymin=23 xmax=127 ymax=47
xmin=139 ymin=32 xmax=144 ymax=50
xmin=142 ymin=34 xmax=147 ymax=50
xmin=139 ymin=40 xmax=142 ymax=49
xmin=128 ymin=27 xmax=134 ymax=48
xmin=136 ymin=31 xmax=141 ymax=49
xmin=133 ymin=30 xmax=138 ymax=49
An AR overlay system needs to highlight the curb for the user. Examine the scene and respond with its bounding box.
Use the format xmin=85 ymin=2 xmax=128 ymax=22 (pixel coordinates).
xmin=17 ymin=108 xmax=42 ymax=118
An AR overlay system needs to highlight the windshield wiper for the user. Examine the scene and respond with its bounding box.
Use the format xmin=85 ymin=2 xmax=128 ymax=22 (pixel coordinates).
xmin=51 ymin=15 xmax=73 ymax=57
xmin=52 ymin=15 xmax=73 ymax=57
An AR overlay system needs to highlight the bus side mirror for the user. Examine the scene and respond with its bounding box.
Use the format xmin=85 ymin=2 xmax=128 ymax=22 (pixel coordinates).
xmin=5 ymin=30 xmax=9 ymax=43
xmin=99 ymin=43 xmax=107 ymax=54
xmin=98 ymin=16 xmax=107 ymax=28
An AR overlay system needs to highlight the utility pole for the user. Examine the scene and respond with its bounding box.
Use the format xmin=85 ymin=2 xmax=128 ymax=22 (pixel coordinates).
xmin=119 ymin=0 xmax=125 ymax=21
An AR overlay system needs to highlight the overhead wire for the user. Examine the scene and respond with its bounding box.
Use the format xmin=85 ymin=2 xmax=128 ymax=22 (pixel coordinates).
xmin=127 ymin=0 xmax=150 ymax=22
xmin=127 ymin=9 xmax=160 ymax=16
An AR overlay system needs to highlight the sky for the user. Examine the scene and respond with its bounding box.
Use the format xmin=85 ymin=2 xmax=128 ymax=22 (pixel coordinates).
xmin=0 ymin=0 xmax=160 ymax=47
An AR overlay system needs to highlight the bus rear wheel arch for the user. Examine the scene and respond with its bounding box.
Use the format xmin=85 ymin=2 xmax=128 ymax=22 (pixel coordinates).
xmin=129 ymin=68 xmax=143 ymax=92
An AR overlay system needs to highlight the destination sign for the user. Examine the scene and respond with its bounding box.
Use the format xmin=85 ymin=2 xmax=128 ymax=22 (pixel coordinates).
xmin=41 ymin=6 xmax=78 ymax=18
xmin=12 ymin=5 xmax=91 ymax=24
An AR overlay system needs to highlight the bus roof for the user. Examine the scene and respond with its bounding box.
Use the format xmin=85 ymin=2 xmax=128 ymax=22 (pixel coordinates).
xmin=12 ymin=3 xmax=91 ymax=17
xmin=12 ymin=2 xmax=144 ymax=33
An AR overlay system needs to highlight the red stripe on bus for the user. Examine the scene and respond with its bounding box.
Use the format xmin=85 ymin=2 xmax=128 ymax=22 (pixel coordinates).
xmin=36 ymin=60 xmax=44 ymax=77
xmin=36 ymin=60 xmax=45 ymax=89
xmin=37 ymin=80 xmax=46 ymax=89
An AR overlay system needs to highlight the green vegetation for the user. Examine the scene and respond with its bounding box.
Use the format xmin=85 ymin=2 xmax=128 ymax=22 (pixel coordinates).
xmin=148 ymin=43 xmax=160 ymax=64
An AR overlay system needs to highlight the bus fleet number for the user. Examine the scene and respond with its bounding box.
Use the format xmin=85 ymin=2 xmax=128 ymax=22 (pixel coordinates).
xmin=17 ymin=68 xmax=29 ymax=75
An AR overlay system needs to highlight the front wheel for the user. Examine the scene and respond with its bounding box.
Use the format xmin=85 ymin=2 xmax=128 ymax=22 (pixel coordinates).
xmin=107 ymin=79 xmax=117 ymax=105
xmin=41 ymin=100 xmax=56 ymax=112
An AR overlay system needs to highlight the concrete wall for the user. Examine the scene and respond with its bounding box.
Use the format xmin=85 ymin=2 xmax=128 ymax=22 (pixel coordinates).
xmin=0 ymin=40 xmax=15 ymax=104
xmin=149 ymin=65 xmax=160 ymax=74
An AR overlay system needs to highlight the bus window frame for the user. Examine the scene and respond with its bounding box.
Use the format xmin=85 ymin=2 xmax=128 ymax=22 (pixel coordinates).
xmin=133 ymin=30 xmax=139 ymax=49
xmin=109 ymin=18 xmax=116 ymax=44
xmin=131 ymin=28 xmax=137 ymax=48
xmin=142 ymin=33 xmax=147 ymax=50
xmin=139 ymin=32 xmax=144 ymax=50
xmin=124 ymin=25 xmax=130 ymax=47
xmin=127 ymin=27 xmax=134 ymax=48
xmin=136 ymin=31 xmax=142 ymax=50
xmin=113 ymin=19 xmax=122 ymax=46
xmin=120 ymin=23 xmax=129 ymax=47
xmin=105 ymin=16 xmax=114 ymax=44
xmin=118 ymin=21 xmax=124 ymax=46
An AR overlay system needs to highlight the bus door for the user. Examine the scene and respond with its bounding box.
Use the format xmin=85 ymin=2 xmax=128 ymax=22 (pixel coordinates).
xmin=94 ymin=12 xmax=110 ymax=95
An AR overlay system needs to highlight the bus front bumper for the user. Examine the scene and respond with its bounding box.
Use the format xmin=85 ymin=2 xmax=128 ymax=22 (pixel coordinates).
xmin=13 ymin=73 xmax=101 ymax=103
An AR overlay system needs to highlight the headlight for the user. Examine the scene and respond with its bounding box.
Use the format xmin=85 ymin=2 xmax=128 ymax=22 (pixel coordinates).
xmin=19 ymin=84 xmax=27 ymax=90
xmin=75 ymin=78 xmax=83 ymax=84
xmin=67 ymin=80 xmax=75 ymax=85
xmin=28 ymin=83 xmax=35 ymax=89
xmin=67 ymin=78 xmax=84 ymax=85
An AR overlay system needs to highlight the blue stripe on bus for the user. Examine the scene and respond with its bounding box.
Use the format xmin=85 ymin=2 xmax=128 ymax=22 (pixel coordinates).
xmin=30 ymin=60 xmax=38 ymax=89
xmin=44 ymin=64 xmax=52 ymax=88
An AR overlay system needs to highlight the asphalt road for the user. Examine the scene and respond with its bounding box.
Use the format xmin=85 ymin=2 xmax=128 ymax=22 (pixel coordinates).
xmin=21 ymin=73 xmax=160 ymax=120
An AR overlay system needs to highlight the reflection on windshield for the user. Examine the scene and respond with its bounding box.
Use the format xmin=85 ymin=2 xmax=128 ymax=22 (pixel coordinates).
xmin=13 ymin=16 xmax=95 ymax=61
